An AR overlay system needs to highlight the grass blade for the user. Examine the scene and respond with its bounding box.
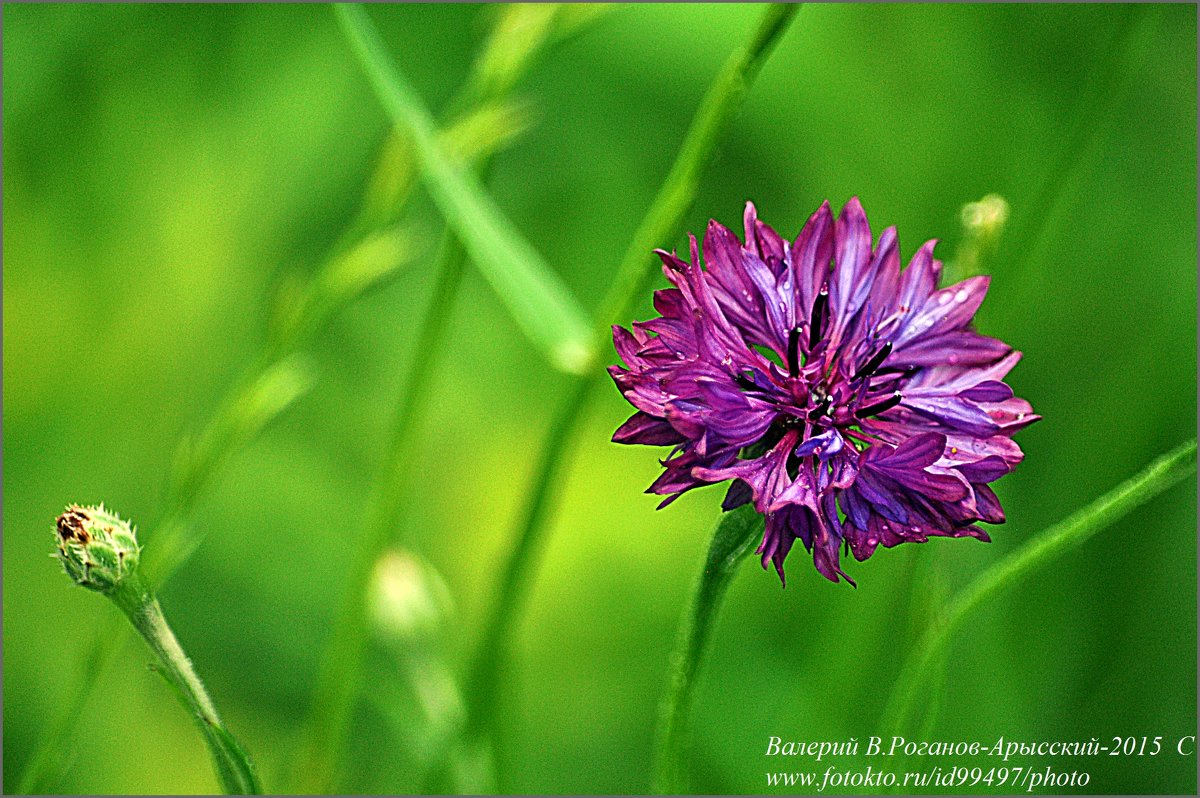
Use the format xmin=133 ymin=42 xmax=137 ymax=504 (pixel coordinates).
xmin=294 ymin=6 xmax=591 ymax=790
xmin=334 ymin=3 xmax=595 ymax=374
xmin=881 ymin=438 xmax=1197 ymax=736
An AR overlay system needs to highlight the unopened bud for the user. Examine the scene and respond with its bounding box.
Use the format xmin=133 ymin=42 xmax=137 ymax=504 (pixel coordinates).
xmin=54 ymin=504 xmax=141 ymax=594
xmin=960 ymin=193 xmax=1009 ymax=235
xmin=948 ymin=193 xmax=1010 ymax=282
xmin=370 ymin=549 xmax=453 ymax=646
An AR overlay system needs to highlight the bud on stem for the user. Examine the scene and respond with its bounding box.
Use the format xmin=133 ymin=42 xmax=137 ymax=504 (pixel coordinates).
xmin=53 ymin=505 xmax=261 ymax=794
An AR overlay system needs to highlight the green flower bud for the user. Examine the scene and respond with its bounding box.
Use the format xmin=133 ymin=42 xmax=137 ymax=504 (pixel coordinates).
xmin=370 ymin=549 xmax=454 ymax=648
xmin=54 ymin=504 xmax=141 ymax=594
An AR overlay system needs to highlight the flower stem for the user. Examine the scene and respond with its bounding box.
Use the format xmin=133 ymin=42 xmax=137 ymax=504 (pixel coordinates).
xmin=108 ymin=574 xmax=261 ymax=795
xmin=462 ymin=375 xmax=596 ymax=731
xmin=653 ymin=504 xmax=763 ymax=794
xmin=21 ymin=190 xmax=417 ymax=793
xmin=296 ymin=4 xmax=594 ymax=788
xmin=18 ymin=355 xmax=313 ymax=793
xmin=997 ymin=7 xmax=1159 ymax=295
xmin=880 ymin=438 xmax=1197 ymax=736
xmin=294 ymin=233 xmax=470 ymax=793
xmin=456 ymin=4 xmax=800 ymax=783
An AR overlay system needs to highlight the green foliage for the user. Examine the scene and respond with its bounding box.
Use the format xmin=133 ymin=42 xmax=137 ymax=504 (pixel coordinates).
xmin=334 ymin=4 xmax=596 ymax=375
xmin=882 ymin=438 xmax=1198 ymax=737
xmin=459 ymin=11 xmax=800 ymax=782
xmin=4 ymin=4 xmax=1195 ymax=795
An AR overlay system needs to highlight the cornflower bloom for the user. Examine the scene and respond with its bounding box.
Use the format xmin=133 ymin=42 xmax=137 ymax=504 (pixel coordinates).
xmin=609 ymin=199 xmax=1038 ymax=584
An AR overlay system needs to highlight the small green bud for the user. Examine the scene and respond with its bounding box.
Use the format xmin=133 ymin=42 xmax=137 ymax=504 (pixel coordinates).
xmin=947 ymin=193 xmax=1011 ymax=282
xmin=960 ymin=193 xmax=1009 ymax=237
xmin=54 ymin=504 xmax=141 ymax=594
xmin=370 ymin=549 xmax=453 ymax=647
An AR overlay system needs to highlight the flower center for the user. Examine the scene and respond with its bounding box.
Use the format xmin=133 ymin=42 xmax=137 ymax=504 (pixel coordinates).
xmin=754 ymin=332 xmax=904 ymax=455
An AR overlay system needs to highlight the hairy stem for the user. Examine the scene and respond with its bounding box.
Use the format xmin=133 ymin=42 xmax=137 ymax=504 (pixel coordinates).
xmin=881 ymin=438 xmax=1197 ymax=735
xmin=109 ymin=576 xmax=261 ymax=794
xmin=653 ymin=504 xmax=763 ymax=794
xmin=24 ymin=217 xmax=405 ymax=793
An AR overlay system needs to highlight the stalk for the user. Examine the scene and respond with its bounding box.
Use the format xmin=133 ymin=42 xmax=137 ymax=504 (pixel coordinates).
xmin=458 ymin=5 xmax=801 ymax=783
xmin=652 ymin=505 xmax=763 ymax=794
xmin=111 ymin=577 xmax=261 ymax=795
xmin=298 ymin=4 xmax=602 ymax=790
xmin=51 ymin=504 xmax=260 ymax=794
xmin=880 ymin=438 xmax=1197 ymax=735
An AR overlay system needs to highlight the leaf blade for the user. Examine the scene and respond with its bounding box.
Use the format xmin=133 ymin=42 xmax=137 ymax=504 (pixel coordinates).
xmin=334 ymin=3 xmax=595 ymax=374
xmin=881 ymin=438 xmax=1198 ymax=735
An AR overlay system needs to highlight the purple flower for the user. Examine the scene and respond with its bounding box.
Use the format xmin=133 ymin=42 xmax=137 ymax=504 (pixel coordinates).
xmin=609 ymin=199 xmax=1038 ymax=585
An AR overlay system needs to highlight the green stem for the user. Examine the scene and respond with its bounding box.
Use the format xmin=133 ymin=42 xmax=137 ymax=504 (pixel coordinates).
xmin=653 ymin=504 xmax=763 ymax=794
xmin=109 ymin=575 xmax=261 ymax=794
xmin=997 ymin=7 xmax=1158 ymax=295
xmin=417 ymin=376 xmax=595 ymax=793
xmin=294 ymin=233 xmax=470 ymax=793
xmin=333 ymin=3 xmax=594 ymax=374
xmin=300 ymin=7 xmax=603 ymax=789
xmin=881 ymin=438 xmax=1197 ymax=736
xmin=593 ymin=3 xmax=801 ymax=335
xmin=19 ymin=356 xmax=311 ymax=792
xmin=15 ymin=614 xmax=124 ymax=795
xmin=457 ymin=3 xmax=799 ymax=781
xmin=462 ymin=375 xmax=595 ymax=732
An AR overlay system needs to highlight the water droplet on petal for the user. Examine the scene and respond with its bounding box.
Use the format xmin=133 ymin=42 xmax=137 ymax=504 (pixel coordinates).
xmin=955 ymin=288 xmax=969 ymax=303
xmin=937 ymin=291 xmax=953 ymax=306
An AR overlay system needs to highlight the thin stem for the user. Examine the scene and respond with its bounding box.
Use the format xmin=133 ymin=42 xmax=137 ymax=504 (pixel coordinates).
xmin=462 ymin=376 xmax=595 ymax=731
xmin=109 ymin=576 xmax=261 ymax=795
xmin=457 ymin=3 xmax=800 ymax=782
xmin=294 ymin=233 xmax=470 ymax=793
xmin=653 ymin=504 xmax=763 ymax=794
xmin=24 ymin=11 xmax=528 ymax=786
xmin=22 ymin=231 xmax=397 ymax=791
xmin=997 ymin=7 xmax=1159 ymax=295
xmin=334 ymin=3 xmax=594 ymax=374
xmin=373 ymin=234 xmax=471 ymax=551
xmin=593 ymin=3 xmax=801 ymax=335
xmin=881 ymin=438 xmax=1197 ymax=736
xmin=299 ymin=6 xmax=604 ymax=789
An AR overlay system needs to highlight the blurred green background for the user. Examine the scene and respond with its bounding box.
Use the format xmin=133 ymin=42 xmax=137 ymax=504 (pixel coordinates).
xmin=3 ymin=3 xmax=1196 ymax=794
